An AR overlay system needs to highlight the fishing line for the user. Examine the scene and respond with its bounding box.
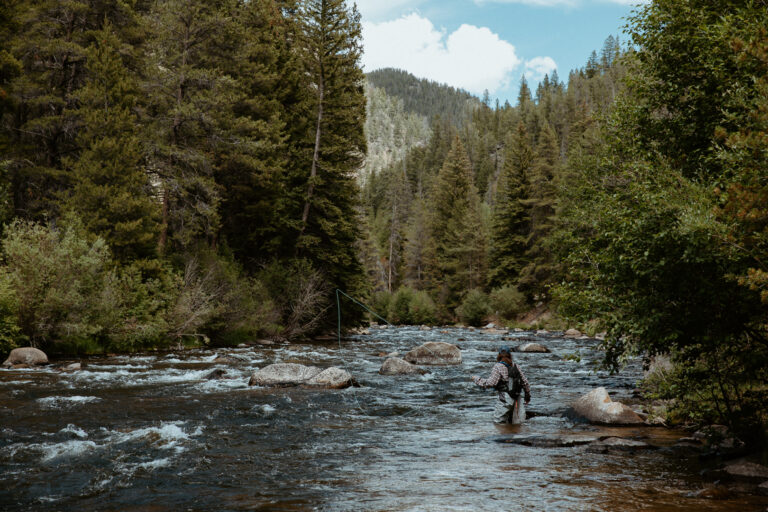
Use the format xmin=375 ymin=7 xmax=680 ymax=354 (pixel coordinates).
xmin=335 ymin=289 xmax=392 ymax=414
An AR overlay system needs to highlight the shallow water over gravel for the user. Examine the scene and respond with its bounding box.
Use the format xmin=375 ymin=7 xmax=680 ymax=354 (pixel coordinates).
xmin=1 ymin=327 xmax=767 ymax=511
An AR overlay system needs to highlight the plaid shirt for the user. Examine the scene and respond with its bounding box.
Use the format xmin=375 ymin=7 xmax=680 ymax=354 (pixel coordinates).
xmin=474 ymin=362 xmax=531 ymax=401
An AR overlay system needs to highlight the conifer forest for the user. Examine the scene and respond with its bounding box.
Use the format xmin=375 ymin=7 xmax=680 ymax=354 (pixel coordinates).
xmin=1 ymin=0 xmax=768 ymax=463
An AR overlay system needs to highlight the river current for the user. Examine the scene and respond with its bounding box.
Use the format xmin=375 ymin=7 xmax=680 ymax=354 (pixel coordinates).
xmin=1 ymin=326 xmax=767 ymax=511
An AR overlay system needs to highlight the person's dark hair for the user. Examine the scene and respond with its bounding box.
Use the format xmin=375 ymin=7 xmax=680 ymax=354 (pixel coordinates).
xmin=496 ymin=351 xmax=514 ymax=365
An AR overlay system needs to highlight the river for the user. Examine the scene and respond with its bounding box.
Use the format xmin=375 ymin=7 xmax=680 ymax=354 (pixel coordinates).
xmin=1 ymin=326 xmax=767 ymax=511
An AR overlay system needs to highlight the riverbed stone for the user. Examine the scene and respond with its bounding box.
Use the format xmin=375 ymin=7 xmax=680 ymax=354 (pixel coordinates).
xmin=215 ymin=353 xmax=250 ymax=365
xmin=564 ymin=328 xmax=581 ymax=338
xmin=722 ymin=461 xmax=768 ymax=482
xmin=758 ymin=481 xmax=768 ymax=496
xmin=497 ymin=434 xmax=599 ymax=448
xmin=572 ymin=387 xmax=645 ymax=425
xmin=306 ymin=367 xmax=355 ymax=389
xmin=379 ymin=357 xmax=427 ymax=376
xmin=404 ymin=342 xmax=462 ymax=365
xmin=588 ymin=437 xmax=654 ymax=451
xmin=62 ymin=362 xmax=82 ymax=372
xmin=205 ymin=368 xmax=227 ymax=380
xmin=515 ymin=342 xmax=550 ymax=353
xmin=2 ymin=347 xmax=48 ymax=368
xmin=248 ymin=363 xmax=323 ymax=387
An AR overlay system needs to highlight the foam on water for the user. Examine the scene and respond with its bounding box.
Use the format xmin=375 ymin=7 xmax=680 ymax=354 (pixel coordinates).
xmin=37 ymin=396 xmax=103 ymax=408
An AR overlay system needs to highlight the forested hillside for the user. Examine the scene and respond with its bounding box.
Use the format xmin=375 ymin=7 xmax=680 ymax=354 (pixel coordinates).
xmin=367 ymin=68 xmax=479 ymax=126
xmin=0 ymin=0 xmax=368 ymax=353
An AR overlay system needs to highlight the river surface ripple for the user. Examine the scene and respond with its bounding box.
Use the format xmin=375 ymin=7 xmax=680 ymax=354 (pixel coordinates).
xmin=1 ymin=327 xmax=767 ymax=511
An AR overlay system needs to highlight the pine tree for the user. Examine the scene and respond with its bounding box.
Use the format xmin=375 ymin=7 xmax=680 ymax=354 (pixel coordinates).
xmin=293 ymin=0 xmax=367 ymax=295
xmin=519 ymin=122 xmax=559 ymax=299
xmin=216 ymin=0 xmax=298 ymax=270
xmin=429 ymin=136 xmax=485 ymax=313
xmin=144 ymin=0 xmax=239 ymax=253
xmin=64 ymin=22 xmax=159 ymax=262
xmin=488 ymin=122 xmax=533 ymax=289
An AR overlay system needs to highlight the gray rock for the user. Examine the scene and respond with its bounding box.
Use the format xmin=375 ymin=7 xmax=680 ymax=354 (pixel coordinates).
xmin=205 ymin=368 xmax=227 ymax=380
xmin=758 ymin=481 xmax=768 ymax=496
xmin=63 ymin=362 xmax=82 ymax=372
xmin=572 ymin=387 xmax=645 ymax=425
xmin=587 ymin=437 xmax=654 ymax=453
xmin=498 ymin=434 xmax=599 ymax=448
xmin=3 ymin=347 xmax=48 ymax=367
xmin=379 ymin=357 xmax=427 ymax=375
xmin=722 ymin=461 xmax=768 ymax=482
xmin=306 ymin=367 xmax=355 ymax=389
xmin=404 ymin=342 xmax=462 ymax=365
xmin=535 ymin=329 xmax=549 ymax=335
xmin=516 ymin=342 xmax=550 ymax=353
xmin=248 ymin=363 xmax=354 ymax=389
xmin=248 ymin=363 xmax=323 ymax=386
xmin=419 ymin=325 xmax=431 ymax=331
xmin=484 ymin=323 xmax=496 ymax=329
xmin=214 ymin=353 xmax=250 ymax=365
xmin=564 ymin=328 xmax=581 ymax=338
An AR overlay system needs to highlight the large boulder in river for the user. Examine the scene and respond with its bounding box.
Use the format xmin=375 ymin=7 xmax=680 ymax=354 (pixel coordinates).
xmin=2 ymin=347 xmax=48 ymax=368
xmin=248 ymin=363 xmax=354 ymax=389
xmin=404 ymin=342 xmax=462 ymax=365
xmin=379 ymin=357 xmax=427 ymax=375
xmin=306 ymin=367 xmax=355 ymax=389
xmin=572 ymin=387 xmax=644 ymax=425
xmin=516 ymin=342 xmax=550 ymax=353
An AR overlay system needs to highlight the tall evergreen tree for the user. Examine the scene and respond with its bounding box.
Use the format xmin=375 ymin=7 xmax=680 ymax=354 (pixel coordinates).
xmin=519 ymin=122 xmax=558 ymax=298
xmin=488 ymin=122 xmax=533 ymax=289
xmin=294 ymin=0 xmax=367 ymax=294
xmin=64 ymin=22 xmax=159 ymax=262
xmin=429 ymin=137 xmax=485 ymax=312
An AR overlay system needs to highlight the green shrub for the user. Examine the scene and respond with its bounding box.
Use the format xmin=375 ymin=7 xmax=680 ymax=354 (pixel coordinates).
xmin=0 ymin=276 xmax=21 ymax=359
xmin=0 ymin=218 xmax=114 ymax=350
xmin=489 ymin=286 xmax=527 ymax=321
xmin=456 ymin=289 xmax=491 ymax=327
xmin=388 ymin=286 xmax=437 ymax=325
xmin=370 ymin=290 xmax=392 ymax=322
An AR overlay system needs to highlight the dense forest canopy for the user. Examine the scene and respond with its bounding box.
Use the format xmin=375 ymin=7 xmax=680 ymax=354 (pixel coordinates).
xmin=0 ymin=0 xmax=766 ymax=441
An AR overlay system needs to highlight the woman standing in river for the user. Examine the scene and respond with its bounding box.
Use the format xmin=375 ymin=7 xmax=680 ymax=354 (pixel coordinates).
xmin=471 ymin=346 xmax=531 ymax=424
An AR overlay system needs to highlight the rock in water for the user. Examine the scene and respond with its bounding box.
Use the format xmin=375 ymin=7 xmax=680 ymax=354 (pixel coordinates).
xmin=572 ymin=387 xmax=644 ymax=425
xmin=404 ymin=342 xmax=462 ymax=365
xmin=205 ymin=368 xmax=227 ymax=380
xmin=722 ymin=461 xmax=768 ymax=482
xmin=248 ymin=363 xmax=354 ymax=389
xmin=249 ymin=363 xmax=323 ymax=386
xmin=379 ymin=357 xmax=427 ymax=375
xmin=306 ymin=367 xmax=355 ymax=389
xmin=564 ymin=328 xmax=581 ymax=338
xmin=2 ymin=347 xmax=48 ymax=368
xmin=516 ymin=343 xmax=550 ymax=353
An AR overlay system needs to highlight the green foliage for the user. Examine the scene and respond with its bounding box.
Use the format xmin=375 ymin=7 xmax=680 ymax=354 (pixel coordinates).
xmin=456 ymin=289 xmax=492 ymax=327
xmin=489 ymin=285 xmax=527 ymax=322
xmin=370 ymin=290 xmax=392 ymax=321
xmin=387 ymin=286 xmax=437 ymax=325
xmin=0 ymin=276 xmax=21 ymax=358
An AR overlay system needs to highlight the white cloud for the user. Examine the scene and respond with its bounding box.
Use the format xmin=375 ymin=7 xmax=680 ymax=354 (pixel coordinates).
xmin=473 ymin=0 xmax=647 ymax=5
xmin=362 ymin=14 xmax=523 ymax=95
xmin=353 ymin=0 xmax=424 ymax=22
xmin=524 ymin=56 xmax=557 ymax=82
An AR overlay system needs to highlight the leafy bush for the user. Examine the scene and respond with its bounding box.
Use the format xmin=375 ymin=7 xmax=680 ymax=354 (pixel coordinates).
xmin=370 ymin=290 xmax=392 ymax=322
xmin=489 ymin=286 xmax=526 ymax=321
xmin=0 ymin=276 xmax=21 ymax=359
xmin=0 ymin=218 xmax=114 ymax=350
xmin=388 ymin=286 xmax=437 ymax=325
xmin=456 ymin=289 xmax=491 ymax=327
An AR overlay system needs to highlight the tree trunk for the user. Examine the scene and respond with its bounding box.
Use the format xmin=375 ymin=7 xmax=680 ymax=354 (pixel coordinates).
xmin=301 ymin=66 xmax=324 ymax=233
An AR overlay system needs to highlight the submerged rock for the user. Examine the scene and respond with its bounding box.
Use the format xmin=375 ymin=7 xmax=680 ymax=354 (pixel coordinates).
xmin=379 ymin=357 xmax=427 ymax=376
xmin=497 ymin=434 xmax=599 ymax=448
xmin=586 ymin=437 xmax=654 ymax=453
xmin=205 ymin=368 xmax=227 ymax=380
xmin=404 ymin=342 xmax=462 ymax=365
xmin=62 ymin=362 xmax=82 ymax=372
xmin=516 ymin=343 xmax=550 ymax=353
xmin=2 ymin=347 xmax=48 ymax=368
xmin=248 ymin=363 xmax=354 ymax=389
xmin=572 ymin=387 xmax=644 ymax=425
xmin=214 ymin=353 xmax=250 ymax=365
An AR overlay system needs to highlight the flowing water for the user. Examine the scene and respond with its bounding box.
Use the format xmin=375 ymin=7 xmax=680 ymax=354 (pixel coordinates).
xmin=1 ymin=327 xmax=767 ymax=511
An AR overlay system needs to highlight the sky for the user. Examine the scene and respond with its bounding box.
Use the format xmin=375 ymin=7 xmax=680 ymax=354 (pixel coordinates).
xmin=357 ymin=0 xmax=647 ymax=105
